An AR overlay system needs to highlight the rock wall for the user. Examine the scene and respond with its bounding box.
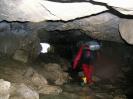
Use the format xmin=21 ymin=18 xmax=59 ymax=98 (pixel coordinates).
xmin=0 ymin=22 xmax=41 ymax=62
xmin=35 ymin=13 xmax=122 ymax=43
xmin=0 ymin=0 xmax=133 ymax=45
xmin=0 ymin=12 xmax=132 ymax=61
xmin=119 ymin=19 xmax=133 ymax=44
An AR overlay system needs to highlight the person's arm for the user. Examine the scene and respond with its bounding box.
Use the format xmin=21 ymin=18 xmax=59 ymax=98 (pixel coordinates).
xmin=73 ymin=46 xmax=83 ymax=69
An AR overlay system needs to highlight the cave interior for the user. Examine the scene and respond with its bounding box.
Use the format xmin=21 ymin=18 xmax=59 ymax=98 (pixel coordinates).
xmin=0 ymin=0 xmax=133 ymax=99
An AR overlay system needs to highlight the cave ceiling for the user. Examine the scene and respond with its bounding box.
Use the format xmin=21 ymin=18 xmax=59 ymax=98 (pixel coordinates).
xmin=0 ymin=0 xmax=133 ymax=44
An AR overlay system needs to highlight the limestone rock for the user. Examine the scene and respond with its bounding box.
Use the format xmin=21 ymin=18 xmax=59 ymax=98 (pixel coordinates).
xmin=54 ymin=72 xmax=69 ymax=85
xmin=13 ymin=50 xmax=28 ymax=63
xmin=24 ymin=67 xmax=48 ymax=86
xmin=0 ymin=22 xmax=41 ymax=60
xmin=0 ymin=79 xmax=11 ymax=99
xmin=0 ymin=0 xmax=107 ymax=22
xmin=10 ymin=83 xmax=39 ymax=99
xmin=36 ymin=13 xmax=123 ymax=43
xmin=43 ymin=63 xmax=70 ymax=85
xmin=44 ymin=63 xmax=62 ymax=72
xmin=37 ymin=85 xmax=62 ymax=95
xmin=119 ymin=19 xmax=133 ymax=44
xmin=0 ymin=0 xmax=133 ymax=22
xmin=24 ymin=67 xmax=62 ymax=95
xmin=93 ymin=0 xmax=133 ymax=15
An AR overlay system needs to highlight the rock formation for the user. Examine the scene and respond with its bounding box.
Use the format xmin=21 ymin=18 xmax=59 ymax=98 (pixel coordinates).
xmin=0 ymin=0 xmax=133 ymax=61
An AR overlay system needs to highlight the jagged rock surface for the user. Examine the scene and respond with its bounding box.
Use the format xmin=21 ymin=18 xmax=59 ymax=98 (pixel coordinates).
xmin=35 ymin=13 xmax=123 ymax=43
xmin=0 ymin=0 xmax=133 ymax=45
xmin=0 ymin=22 xmax=41 ymax=61
xmin=0 ymin=12 xmax=125 ymax=59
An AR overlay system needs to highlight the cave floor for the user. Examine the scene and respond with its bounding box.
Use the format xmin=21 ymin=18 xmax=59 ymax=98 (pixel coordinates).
xmin=0 ymin=56 xmax=129 ymax=99
xmin=40 ymin=82 xmax=126 ymax=99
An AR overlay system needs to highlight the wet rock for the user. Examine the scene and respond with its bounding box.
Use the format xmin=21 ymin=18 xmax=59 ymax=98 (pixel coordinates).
xmin=0 ymin=79 xmax=11 ymax=99
xmin=10 ymin=83 xmax=39 ymax=99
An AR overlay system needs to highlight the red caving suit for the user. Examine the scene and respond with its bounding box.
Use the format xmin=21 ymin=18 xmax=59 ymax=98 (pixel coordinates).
xmin=73 ymin=45 xmax=94 ymax=83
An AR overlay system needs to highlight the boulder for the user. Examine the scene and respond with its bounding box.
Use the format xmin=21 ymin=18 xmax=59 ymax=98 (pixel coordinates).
xmin=13 ymin=50 xmax=28 ymax=63
xmin=0 ymin=79 xmax=11 ymax=99
xmin=42 ymin=63 xmax=70 ymax=85
xmin=24 ymin=67 xmax=48 ymax=86
xmin=10 ymin=83 xmax=39 ymax=99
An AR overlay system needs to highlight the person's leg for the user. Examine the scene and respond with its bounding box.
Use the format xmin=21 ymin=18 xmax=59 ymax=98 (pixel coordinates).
xmin=82 ymin=64 xmax=94 ymax=83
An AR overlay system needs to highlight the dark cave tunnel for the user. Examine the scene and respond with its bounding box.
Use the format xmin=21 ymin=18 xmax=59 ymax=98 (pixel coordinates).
xmin=37 ymin=29 xmax=133 ymax=99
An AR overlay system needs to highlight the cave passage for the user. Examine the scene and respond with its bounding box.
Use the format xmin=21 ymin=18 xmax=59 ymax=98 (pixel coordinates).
xmin=1 ymin=0 xmax=133 ymax=98
xmin=37 ymin=39 xmax=133 ymax=99
xmin=0 ymin=26 xmax=132 ymax=98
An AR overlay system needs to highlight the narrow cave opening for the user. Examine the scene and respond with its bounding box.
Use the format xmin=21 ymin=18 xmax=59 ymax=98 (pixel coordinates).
xmin=40 ymin=43 xmax=50 ymax=53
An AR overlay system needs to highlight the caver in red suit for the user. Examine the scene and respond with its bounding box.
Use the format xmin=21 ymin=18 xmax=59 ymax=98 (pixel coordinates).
xmin=73 ymin=41 xmax=100 ymax=84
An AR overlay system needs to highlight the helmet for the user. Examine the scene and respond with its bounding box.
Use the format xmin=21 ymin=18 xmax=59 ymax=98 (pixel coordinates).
xmin=85 ymin=41 xmax=101 ymax=51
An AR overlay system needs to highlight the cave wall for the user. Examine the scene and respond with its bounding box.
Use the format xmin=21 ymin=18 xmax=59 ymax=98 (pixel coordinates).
xmin=35 ymin=13 xmax=122 ymax=43
xmin=0 ymin=22 xmax=41 ymax=62
xmin=0 ymin=12 xmax=129 ymax=62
